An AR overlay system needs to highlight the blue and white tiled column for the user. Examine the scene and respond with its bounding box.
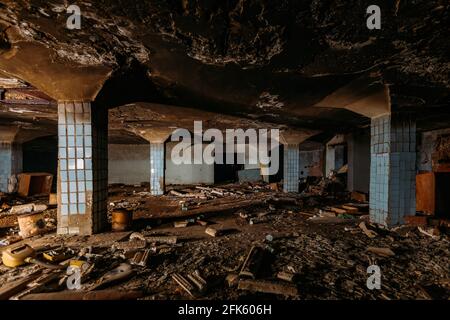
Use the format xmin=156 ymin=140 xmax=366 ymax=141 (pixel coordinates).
xmin=283 ymin=144 xmax=300 ymax=193
xmin=57 ymin=101 xmax=108 ymax=235
xmin=150 ymin=142 xmax=165 ymax=195
xmin=370 ymin=113 xmax=416 ymax=227
xmin=0 ymin=142 xmax=22 ymax=192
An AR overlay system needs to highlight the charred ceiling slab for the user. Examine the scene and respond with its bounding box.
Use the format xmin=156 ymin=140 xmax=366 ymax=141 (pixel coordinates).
xmin=314 ymin=72 xmax=391 ymax=118
xmin=0 ymin=0 xmax=448 ymax=135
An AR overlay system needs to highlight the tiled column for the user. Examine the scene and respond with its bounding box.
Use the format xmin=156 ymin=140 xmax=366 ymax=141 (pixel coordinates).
xmin=150 ymin=142 xmax=165 ymax=195
xmin=57 ymin=101 xmax=108 ymax=235
xmin=370 ymin=113 xmax=416 ymax=227
xmin=0 ymin=142 xmax=22 ymax=192
xmin=283 ymin=144 xmax=300 ymax=192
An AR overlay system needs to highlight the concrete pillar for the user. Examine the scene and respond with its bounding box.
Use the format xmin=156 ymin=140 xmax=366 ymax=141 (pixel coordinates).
xmin=57 ymin=101 xmax=108 ymax=235
xmin=0 ymin=142 xmax=22 ymax=192
xmin=325 ymin=135 xmax=346 ymax=176
xmin=283 ymin=144 xmax=300 ymax=192
xmin=279 ymin=130 xmax=319 ymax=193
xmin=150 ymin=142 xmax=165 ymax=195
xmin=347 ymin=130 xmax=370 ymax=193
xmin=369 ymin=113 xmax=416 ymax=227
xmin=325 ymin=145 xmax=335 ymax=176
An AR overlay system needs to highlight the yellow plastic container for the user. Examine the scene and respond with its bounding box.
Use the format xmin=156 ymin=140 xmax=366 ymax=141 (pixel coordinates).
xmin=2 ymin=244 xmax=35 ymax=268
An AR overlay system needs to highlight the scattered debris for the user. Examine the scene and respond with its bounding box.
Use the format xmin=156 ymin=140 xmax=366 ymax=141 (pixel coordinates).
xmin=130 ymin=249 xmax=151 ymax=267
xmin=20 ymin=290 xmax=144 ymax=300
xmin=277 ymin=271 xmax=297 ymax=283
xmin=238 ymin=279 xmax=298 ymax=297
xmin=418 ymin=226 xmax=441 ymax=239
xmin=359 ymin=222 xmax=378 ymax=239
xmin=145 ymin=236 xmax=178 ymax=245
xmin=17 ymin=212 xmax=47 ymax=238
xmin=240 ymin=246 xmax=265 ymax=279
xmin=174 ymin=221 xmax=190 ymax=228
xmin=129 ymin=232 xmax=146 ymax=242
xmin=187 ymin=270 xmax=208 ymax=293
xmin=0 ymin=270 xmax=42 ymax=300
xmin=367 ymin=247 xmax=395 ymax=257
xmin=205 ymin=226 xmax=222 ymax=237
xmin=90 ymin=263 xmax=134 ymax=290
xmin=225 ymin=274 xmax=239 ymax=288
xmin=0 ymin=181 xmax=448 ymax=300
xmin=10 ymin=204 xmax=34 ymax=215
xmin=172 ymin=273 xmax=196 ymax=297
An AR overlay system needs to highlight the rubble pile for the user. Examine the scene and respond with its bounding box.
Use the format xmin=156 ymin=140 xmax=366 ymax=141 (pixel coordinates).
xmin=0 ymin=183 xmax=449 ymax=300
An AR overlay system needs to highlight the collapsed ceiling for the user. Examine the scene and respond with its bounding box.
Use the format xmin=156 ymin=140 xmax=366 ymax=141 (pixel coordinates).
xmin=0 ymin=0 xmax=449 ymax=142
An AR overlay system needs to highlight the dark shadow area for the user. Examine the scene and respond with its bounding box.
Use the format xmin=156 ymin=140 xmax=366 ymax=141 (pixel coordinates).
xmin=22 ymin=135 xmax=58 ymax=192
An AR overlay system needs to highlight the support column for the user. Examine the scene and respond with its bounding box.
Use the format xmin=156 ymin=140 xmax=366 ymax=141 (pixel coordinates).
xmin=283 ymin=144 xmax=300 ymax=193
xmin=347 ymin=130 xmax=370 ymax=193
xmin=57 ymin=101 xmax=108 ymax=235
xmin=0 ymin=142 xmax=22 ymax=192
xmin=325 ymin=135 xmax=346 ymax=176
xmin=150 ymin=142 xmax=165 ymax=195
xmin=370 ymin=113 xmax=416 ymax=227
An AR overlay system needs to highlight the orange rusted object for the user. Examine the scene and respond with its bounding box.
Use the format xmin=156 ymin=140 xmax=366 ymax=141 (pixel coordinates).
xmin=416 ymin=172 xmax=436 ymax=215
xmin=111 ymin=209 xmax=133 ymax=232
xmin=17 ymin=212 xmax=46 ymax=239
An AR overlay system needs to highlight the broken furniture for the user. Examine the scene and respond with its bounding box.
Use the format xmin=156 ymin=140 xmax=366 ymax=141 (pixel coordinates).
xmin=416 ymin=172 xmax=450 ymax=217
xmin=17 ymin=173 xmax=53 ymax=197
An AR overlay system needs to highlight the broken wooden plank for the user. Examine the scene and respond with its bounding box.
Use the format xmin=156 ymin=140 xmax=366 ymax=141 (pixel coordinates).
xmin=174 ymin=221 xmax=189 ymax=228
xmin=277 ymin=272 xmax=296 ymax=283
xmin=196 ymin=220 xmax=209 ymax=226
xmin=359 ymin=222 xmax=378 ymax=239
xmin=145 ymin=236 xmax=178 ymax=244
xmin=9 ymin=203 xmax=34 ymax=215
xmin=330 ymin=207 xmax=347 ymax=215
xmin=239 ymin=246 xmax=265 ymax=279
xmin=367 ymin=247 xmax=395 ymax=257
xmin=238 ymin=279 xmax=298 ymax=297
xmin=341 ymin=205 xmax=359 ymax=214
xmin=10 ymin=270 xmax=64 ymax=300
xmin=170 ymin=190 xmax=207 ymax=199
xmin=205 ymin=226 xmax=222 ymax=237
xmin=172 ymin=273 xmax=195 ymax=297
xmin=187 ymin=270 xmax=207 ymax=292
xmin=418 ymin=226 xmax=441 ymax=239
xmin=0 ymin=270 xmax=42 ymax=300
xmin=20 ymin=290 xmax=144 ymax=300
xmin=320 ymin=211 xmax=336 ymax=218
xmin=114 ymin=239 xmax=147 ymax=252
xmin=298 ymin=212 xmax=314 ymax=217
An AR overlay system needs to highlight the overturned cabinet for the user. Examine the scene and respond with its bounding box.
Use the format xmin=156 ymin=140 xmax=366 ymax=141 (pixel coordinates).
xmin=416 ymin=172 xmax=450 ymax=218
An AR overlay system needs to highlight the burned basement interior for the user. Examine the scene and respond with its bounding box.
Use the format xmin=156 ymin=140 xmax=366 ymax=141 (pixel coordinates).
xmin=0 ymin=0 xmax=449 ymax=302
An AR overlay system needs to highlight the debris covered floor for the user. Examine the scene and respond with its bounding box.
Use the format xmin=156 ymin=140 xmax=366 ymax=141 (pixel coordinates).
xmin=1 ymin=182 xmax=448 ymax=300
